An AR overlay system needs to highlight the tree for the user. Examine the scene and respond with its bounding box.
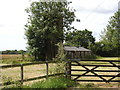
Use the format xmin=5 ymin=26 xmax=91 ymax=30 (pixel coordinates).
xmin=65 ymin=29 xmax=95 ymax=48
xmin=25 ymin=1 xmax=75 ymax=61
xmin=100 ymin=11 xmax=120 ymax=56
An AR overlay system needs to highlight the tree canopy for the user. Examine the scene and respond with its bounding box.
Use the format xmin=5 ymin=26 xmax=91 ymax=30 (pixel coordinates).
xmin=65 ymin=29 xmax=95 ymax=48
xmin=25 ymin=1 xmax=75 ymax=61
xmin=101 ymin=11 xmax=119 ymax=44
xmin=95 ymin=11 xmax=120 ymax=56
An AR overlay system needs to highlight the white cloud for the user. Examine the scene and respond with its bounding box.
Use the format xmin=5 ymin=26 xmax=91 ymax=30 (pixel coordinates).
xmin=0 ymin=0 xmax=30 ymax=50
xmin=69 ymin=0 xmax=119 ymax=41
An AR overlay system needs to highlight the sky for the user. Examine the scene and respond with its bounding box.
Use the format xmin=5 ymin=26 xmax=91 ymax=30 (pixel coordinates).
xmin=0 ymin=0 xmax=119 ymax=51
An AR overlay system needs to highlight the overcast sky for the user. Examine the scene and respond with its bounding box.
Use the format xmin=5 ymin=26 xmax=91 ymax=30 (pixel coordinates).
xmin=0 ymin=0 xmax=119 ymax=51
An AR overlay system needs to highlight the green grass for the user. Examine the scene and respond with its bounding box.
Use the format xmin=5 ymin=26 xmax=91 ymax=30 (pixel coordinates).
xmin=95 ymin=56 xmax=119 ymax=60
xmin=77 ymin=83 xmax=95 ymax=88
xmin=4 ymin=76 xmax=76 ymax=89
xmin=30 ymin=76 xmax=76 ymax=88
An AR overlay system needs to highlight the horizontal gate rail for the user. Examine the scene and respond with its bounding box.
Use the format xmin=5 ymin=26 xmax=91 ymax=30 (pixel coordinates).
xmin=70 ymin=59 xmax=120 ymax=62
xmin=76 ymin=80 xmax=120 ymax=82
xmin=71 ymin=64 xmax=120 ymax=67
xmin=71 ymin=74 xmax=120 ymax=77
xmin=71 ymin=69 xmax=120 ymax=72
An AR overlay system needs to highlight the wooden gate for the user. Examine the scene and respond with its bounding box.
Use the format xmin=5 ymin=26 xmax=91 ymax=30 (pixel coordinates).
xmin=68 ymin=59 xmax=120 ymax=82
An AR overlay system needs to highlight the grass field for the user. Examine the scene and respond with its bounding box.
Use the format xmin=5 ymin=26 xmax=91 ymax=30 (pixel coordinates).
xmin=96 ymin=56 xmax=119 ymax=60
xmin=0 ymin=54 xmax=34 ymax=65
xmin=0 ymin=54 xmax=120 ymax=88
xmin=0 ymin=54 xmax=119 ymax=64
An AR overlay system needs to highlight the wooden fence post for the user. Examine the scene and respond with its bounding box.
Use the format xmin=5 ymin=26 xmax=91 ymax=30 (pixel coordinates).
xmin=66 ymin=60 xmax=71 ymax=79
xmin=20 ymin=64 xmax=23 ymax=85
xmin=46 ymin=61 xmax=49 ymax=79
xmin=68 ymin=60 xmax=71 ymax=79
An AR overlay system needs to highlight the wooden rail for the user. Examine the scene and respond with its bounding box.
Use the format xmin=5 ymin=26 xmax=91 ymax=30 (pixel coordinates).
xmin=0 ymin=61 xmax=65 ymax=86
xmin=69 ymin=59 xmax=120 ymax=83
xmin=1 ymin=61 xmax=55 ymax=68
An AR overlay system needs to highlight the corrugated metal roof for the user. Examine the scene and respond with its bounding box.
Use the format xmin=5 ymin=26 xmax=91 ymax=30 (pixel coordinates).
xmin=64 ymin=46 xmax=91 ymax=52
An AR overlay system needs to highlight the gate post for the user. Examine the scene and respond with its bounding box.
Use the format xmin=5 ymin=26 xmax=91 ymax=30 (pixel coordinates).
xmin=46 ymin=61 xmax=49 ymax=79
xmin=66 ymin=60 xmax=71 ymax=79
xmin=20 ymin=64 xmax=23 ymax=85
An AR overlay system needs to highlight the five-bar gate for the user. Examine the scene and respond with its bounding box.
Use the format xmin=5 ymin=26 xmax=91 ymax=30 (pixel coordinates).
xmin=69 ymin=59 xmax=120 ymax=82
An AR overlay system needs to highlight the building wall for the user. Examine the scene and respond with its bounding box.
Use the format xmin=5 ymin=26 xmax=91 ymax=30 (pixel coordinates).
xmin=65 ymin=51 xmax=92 ymax=59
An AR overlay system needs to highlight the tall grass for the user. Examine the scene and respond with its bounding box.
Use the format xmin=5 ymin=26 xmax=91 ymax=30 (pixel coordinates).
xmin=1 ymin=54 xmax=34 ymax=64
xmin=30 ymin=76 xmax=76 ymax=88
xmin=3 ymin=76 xmax=76 ymax=89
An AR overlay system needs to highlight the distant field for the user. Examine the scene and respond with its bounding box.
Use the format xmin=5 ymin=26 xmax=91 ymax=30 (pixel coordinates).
xmin=1 ymin=54 xmax=22 ymax=59
xmin=0 ymin=54 xmax=33 ymax=64
xmin=0 ymin=54 xmax=119 ymax=64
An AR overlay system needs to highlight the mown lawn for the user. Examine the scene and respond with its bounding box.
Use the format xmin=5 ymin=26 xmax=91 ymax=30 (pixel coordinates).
xmin=96 ymin=56 xmax=119 ymax=60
